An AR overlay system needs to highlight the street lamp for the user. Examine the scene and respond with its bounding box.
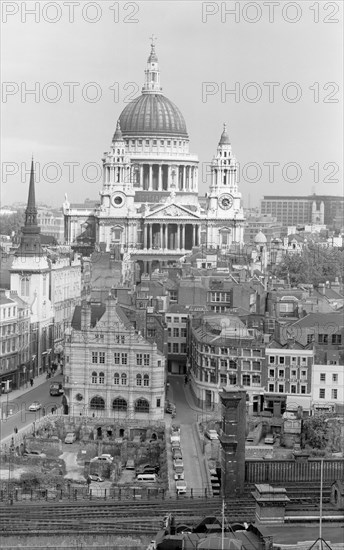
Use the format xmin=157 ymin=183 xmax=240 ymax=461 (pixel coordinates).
xmin=7 ymin=437 xmax=15 ymax=500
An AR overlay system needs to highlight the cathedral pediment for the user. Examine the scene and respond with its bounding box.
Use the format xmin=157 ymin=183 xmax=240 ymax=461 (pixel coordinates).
xmin=145 ymin=202 xmax=201 ymax=220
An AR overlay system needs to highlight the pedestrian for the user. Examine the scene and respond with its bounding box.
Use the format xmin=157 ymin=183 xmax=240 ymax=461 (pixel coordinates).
xmin=14 ymin=426 xmax=18 ymax=434
xmin=30 ymin=378 xmax=33 ymax=387
xmin=184 ymin=375 xmax=188 ymax=385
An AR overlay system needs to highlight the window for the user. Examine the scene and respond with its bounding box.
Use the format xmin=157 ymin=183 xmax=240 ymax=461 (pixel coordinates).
xmin=91 ymin=371 xmax=97 ymax=383
xmin=278 ymin=369 xmax=285 ymax=378
xmin=112 ymin=398 xmax=127 ymax=411
xmin=278 ymin=384 xmax=284 ymax=393
xmin=99 ymin=372 xmax=105 ymax=384
xmin=134 ymin=398 xmax=149 ymax=413
xmin=121 ymin=373 xmax=127 ymax=385
xmin=331 ymin=389 xmax=338 ymax=399
xmin=136 ymin=354 xmax=142 ymax=366
xmin=90 ymin=396 xmax=105 ymax=410
xmin=269 ymin=383 xmax=274 ymax=392
xmin=279 ymin=356 xmax=285 ymax=364
xmin=156 ymin=398 xmax=161 ymax=408
xmin=307 ymin=334 xmax=315 ymax=344
xmin=114 ymin=373 xmax=120 ymax=385
xmin=252 ymin=374 xmax=260 ymax=385
xmin=180 ymin=343 xmax=187 ymax=354
xmin=168 ymin=343 xmax=171 ymax=353
xmin=220 ymin=359 xmax=228 ymax=368
xmin=144 ymin=354 xmax=150 ymax=366
xmin=242 ymin=374 xmax=251 ymax=386
xmin=173 ymin=328 xmax=179 ymax=337
xmin=318 ymin=334 xmax=328 ymax=344
xmin=269 ymin=368 xmax=275 ymax=378
xmin=332 ymin=373 xmax=338 ymax=383
xmin=332 ymin=334 xmax=342 ymax=345
xmin=319 ymin=388 xmax=325 ymax=399
xmin=136 ymin=374 xmax=142 ymax=386
xmin=220 ymin=374 xmax=227 ymax=385
xmin=20 ymin=277 xmax=30 ymax=296
xmin=168 ymin=328 xmax=172 ymax=337
xmin=252 ymin=361 xmax=261 ymax=371
xmin=173 ymin=343 xmax=179 ymax=353
xmin=181 ymin=328 xmax=187 ymax=338
xmin=320 ymin=373 xmax=326 ymax=382
xmin=229 ymin=360 xmax=237 ymax=369
xmin=99 ymin=352 xmax=105 ymax=364
xmin=121 ymin=353 xmax=127 ymax=365
xmin=92 ymin=352 xmax=98 ymax=364
xmin=291 ymin=370 xmax=297 ymax=377
xmin=269 ymin=356 xmax=275 ymax=364
xmin=143 ymin=374 xmax=149 ymax=387
xmin=228 ymin=374 xmax=237 ymax=385
xmin=300 ymin=385 xmax=306 ymax=394
xmin=114 ymin=353 xmax=120 ymax=365
xmin=291 ymin=385 xmax=297 ymax=394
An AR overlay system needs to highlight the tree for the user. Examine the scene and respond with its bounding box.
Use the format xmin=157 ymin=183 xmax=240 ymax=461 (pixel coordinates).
xmin=302 ymin=415 xmax=328 ymax=450
xmin=0 ymin=211 xmax=25 ymax=236
xmin=275 ymin=245 xmax=344 ymax=286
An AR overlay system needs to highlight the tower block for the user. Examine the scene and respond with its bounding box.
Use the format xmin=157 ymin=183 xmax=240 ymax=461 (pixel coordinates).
xmin=219 ymin=389 xmax=246 ymax=496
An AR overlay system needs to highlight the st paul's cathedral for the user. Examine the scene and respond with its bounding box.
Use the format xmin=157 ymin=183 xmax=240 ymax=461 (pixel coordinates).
xmin=63 ymin=41 xmax=245 ymax=281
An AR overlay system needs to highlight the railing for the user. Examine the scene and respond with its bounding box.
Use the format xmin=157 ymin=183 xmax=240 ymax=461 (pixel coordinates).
xmin=245 ymin=458 xmax=344 ymax=483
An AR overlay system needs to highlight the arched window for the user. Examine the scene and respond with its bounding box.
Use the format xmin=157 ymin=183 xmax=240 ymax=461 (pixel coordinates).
xmin=21 ymin=277 xmax=30 ymax=296
xmin=121 ymin=373 xmax=127 ymax=386
xmin=143 ymin=374 xmax=149 ymax=387
xmin=114 ymin=373 xmax=119 ymax=385
xmin=91 ymin=371 xmax=97 ymax=383
xmin=90 ymin=396 xmax=105 ymax=410
xmin=112 ymin=398 xmax=128 ymax=411
xmin=134 ymin=398 xmax=149 ymax=413
xmin=99 ymin=372 xmax=105 ymax=384
xmin=136 ymin=374 xmax=142 ymax=386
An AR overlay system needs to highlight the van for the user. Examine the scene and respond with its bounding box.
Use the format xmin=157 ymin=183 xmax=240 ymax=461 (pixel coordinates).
xmin=136 ymin=473 xmax=157 ymax=482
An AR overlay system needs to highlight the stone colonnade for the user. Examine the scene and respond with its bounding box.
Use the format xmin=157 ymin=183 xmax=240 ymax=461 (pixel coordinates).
xmin=143 ymin=222 xmax=200 ymax=250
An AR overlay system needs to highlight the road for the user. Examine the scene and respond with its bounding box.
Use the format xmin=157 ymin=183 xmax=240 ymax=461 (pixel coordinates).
xmin=167 ymin=375 xmax=198 ymax=424
xmin=0 ymin=375 xmax=63 ymax=440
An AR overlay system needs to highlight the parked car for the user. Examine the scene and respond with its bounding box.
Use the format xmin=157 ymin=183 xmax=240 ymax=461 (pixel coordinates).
xmin=136 ymin=465 xmax=160 ymax=475
xmin=264 ymin=434 xmax=276 ymax=445
xmin=173 ymin=458 xmax=184 ymax=470
xmin=23 ymin=450 xmax=46 ymax=459
xmin=176 ymin=480 xmax=187 ymax=495
xmin=171 ymin=432 xmax=180 ymax=443
xmin=90 ymin=456 xmax=112 ymax=464
xmin=49 ymin=382 xmax=64 ymax=396
xmin=88 ymin=474 xmax=103 ymax=482
xmin=172 ymin=448 xmax=183 ymax=460
xmin=99 ymin=454 xmax=113 ymax=462
xmin=165 ymin=401 xmax=176 ymax=414
xmin=28 ymin=401 xmax=42 ymax=411
xmin=174 ymin=466 xmax=185 ymax=480
xmin=64 ymin=432 xmax=77 ymax=444
xmin=125 ymin=459 xmax=135 ymax=470
xmin=205 ymin=429 xmax=219 ymax=440
xmin=171 ymin=440 xmax=181 ymax=449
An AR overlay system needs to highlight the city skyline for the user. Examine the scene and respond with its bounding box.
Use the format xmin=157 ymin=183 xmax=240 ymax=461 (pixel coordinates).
xmin=2 ymin=1 xmax=343 ymax=209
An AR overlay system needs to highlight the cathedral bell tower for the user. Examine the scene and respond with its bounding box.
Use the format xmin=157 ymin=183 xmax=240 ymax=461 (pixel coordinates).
xmin=207 ymin=124 xmax=241 ymax=215
xmin=143 ymin=36 xmax=162 ymax=94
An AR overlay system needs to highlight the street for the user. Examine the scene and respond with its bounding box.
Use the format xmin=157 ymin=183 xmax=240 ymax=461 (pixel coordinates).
xmin=0 ymin=375 xmax=63 ymax=441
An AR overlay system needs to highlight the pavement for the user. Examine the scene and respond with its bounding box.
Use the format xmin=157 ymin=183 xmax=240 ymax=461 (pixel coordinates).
xmin=0 ymin=371 xmax=61 ymax=407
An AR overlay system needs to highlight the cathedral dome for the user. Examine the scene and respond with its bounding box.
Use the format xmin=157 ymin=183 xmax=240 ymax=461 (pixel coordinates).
xmin=254 ymin=231 xmax=267 ymax=244
xmin=119 ymin=94 xmax=188 ymax=138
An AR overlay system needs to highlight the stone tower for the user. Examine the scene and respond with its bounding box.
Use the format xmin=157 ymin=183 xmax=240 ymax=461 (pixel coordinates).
xmin=219 ymin=388 xmax=246 ymax=496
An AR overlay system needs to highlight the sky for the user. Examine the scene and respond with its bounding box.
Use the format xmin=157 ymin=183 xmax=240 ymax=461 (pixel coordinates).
xmin=1 ymin=0 xmax=343 ymax=209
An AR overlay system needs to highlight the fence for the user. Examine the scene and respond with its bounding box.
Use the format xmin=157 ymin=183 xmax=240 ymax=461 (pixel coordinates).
xmin=245 ymin=458 xmax=344 ymax=483
xmin=0 ymin=485 xmax=213 ymax=503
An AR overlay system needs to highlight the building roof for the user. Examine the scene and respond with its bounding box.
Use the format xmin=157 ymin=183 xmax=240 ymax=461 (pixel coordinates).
xmin=119 ymin=93 xmax=188 ymax=138
xmin=71 ymin=303 xmax=106 ymax=329
xmin=291 ymin=312 xmax=344 ymax=329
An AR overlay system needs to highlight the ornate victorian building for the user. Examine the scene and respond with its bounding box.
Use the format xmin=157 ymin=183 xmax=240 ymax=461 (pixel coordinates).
xmin=63 ymin=42 xmax=245 ymax=280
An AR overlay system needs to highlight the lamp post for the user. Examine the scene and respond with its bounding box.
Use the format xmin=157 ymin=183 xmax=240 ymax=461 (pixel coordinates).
xmin=7 ymin=437 xmax=15 ymax=501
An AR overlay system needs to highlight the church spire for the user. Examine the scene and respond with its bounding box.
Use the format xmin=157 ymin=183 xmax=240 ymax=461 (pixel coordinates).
xmin=15 ymin=158 xmax=43 ymax=257
xmin=219 ymin=123 xmax=230 ymax=145
xmin=142 ymin=35 xmax=162 ymax=94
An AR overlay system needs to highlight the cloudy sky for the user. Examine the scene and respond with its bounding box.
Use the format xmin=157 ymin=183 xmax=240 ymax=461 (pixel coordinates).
xmin=2 ymin=0 xmax=343 ymax=208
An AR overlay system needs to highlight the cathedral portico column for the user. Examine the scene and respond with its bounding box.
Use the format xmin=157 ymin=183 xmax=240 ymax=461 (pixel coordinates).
xmin=144 ymin=225 xmax=147 ymax=249
xmin=181 ymin=224 xmax=185 ymax=250
xmin=183 ymin=166 xmax=186 ymax=190
xmin=176 ymin=224 xmax=180 ymax=250
xmin=160 ymin=224 xmax=163 ymax=249
xmin=139 ymin=165 xmax=143 ymax=186
xmin=192 ymin=224 xmax=196 ymax=247
xmin=158 ymin=165 xmax=162 ymax=191
xmin=149 ymin=164 xmax=153 ymax=191
xmin=149 ymin=223 xmax=153 ymax=249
